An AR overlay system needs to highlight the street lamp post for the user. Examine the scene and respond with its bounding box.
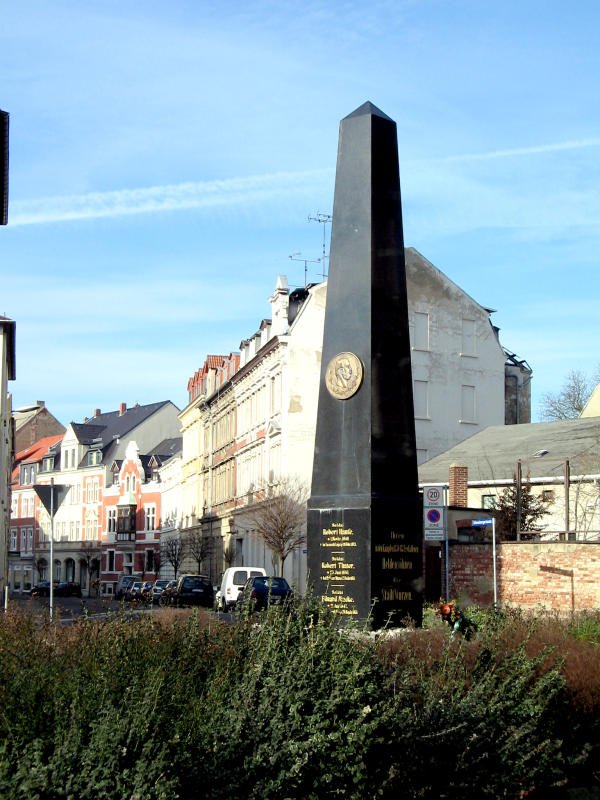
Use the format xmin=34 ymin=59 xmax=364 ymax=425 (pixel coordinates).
xmin=49 ymin=478 xmax=54 ymax=621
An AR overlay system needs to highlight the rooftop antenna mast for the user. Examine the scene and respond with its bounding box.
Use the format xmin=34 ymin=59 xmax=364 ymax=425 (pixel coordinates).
xmin=288 ymin=251 xmax=320 ymax=288
xmin=308 ymin=212 xmax=332 ymax=278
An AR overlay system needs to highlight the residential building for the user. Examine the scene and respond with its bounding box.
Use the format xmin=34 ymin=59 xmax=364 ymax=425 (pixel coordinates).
xmin=33 ymin=401 xmax=181 ymax=593
xmin=9 ymin=433 xmax=64 ymax=593
xmin=0 ymin=315 xmax=16 ymax=593
xmin=13 ymin=401 xmax=65 ymax=453
xmin=405 ymin=248 xmax=529 ymax=463
xmin=180 ymin=277 xmax=324 ymax=587
xmin=102 ymin=437 xmax=182 ymax=593
xmin=581 ymin=383 xmax=600 ymax=418
xmin=418 ymin=416 xmax=600 ymax=541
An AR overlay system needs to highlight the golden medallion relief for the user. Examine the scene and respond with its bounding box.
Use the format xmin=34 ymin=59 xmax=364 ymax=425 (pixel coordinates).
xmin=325 ymin=351 xmax=364 ymax=400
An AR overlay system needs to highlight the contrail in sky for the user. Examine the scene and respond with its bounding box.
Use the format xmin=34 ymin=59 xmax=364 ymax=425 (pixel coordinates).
xmin=437 ymin=138 xmax=600 ymax=163
xmin=8 ymin=138 xmax=599 ymax=226
xmin=9 ymin=169 xmax=332 ymax=226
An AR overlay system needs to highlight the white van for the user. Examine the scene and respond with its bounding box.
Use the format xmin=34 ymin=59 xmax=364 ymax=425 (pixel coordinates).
xmin=217 ymin=566 xmax=267 ymax=611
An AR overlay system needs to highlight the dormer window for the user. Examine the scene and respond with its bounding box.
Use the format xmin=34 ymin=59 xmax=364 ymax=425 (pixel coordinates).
xmin=42 ymin=456 xmax=54 ymax=472
xmin=88 ymin=450 xmax=102 ymax=466
xmin=20 ymin=465 xmax=35 ymax=485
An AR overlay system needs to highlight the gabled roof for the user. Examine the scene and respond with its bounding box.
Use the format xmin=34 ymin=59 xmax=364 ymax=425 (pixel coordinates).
xmin=419 ymin=416 xmax=600 ymax=485
xmin=149 ymin=437 xmax=182 ymax=460
xmin=73 ymin=401 xmax=175 ymax=448
xmin=12 ymin=433 xmax=64 ymax=483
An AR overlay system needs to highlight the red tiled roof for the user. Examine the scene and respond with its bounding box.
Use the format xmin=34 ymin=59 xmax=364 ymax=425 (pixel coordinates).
xmin=12 ymin=433 xmax=64 ymax=483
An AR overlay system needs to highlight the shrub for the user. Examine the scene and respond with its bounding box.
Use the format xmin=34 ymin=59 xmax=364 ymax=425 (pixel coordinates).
xmin=0 ymin=600 xmax=598 ymax=799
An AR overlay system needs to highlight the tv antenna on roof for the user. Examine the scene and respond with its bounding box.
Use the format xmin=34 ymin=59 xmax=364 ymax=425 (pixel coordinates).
xmin=308 ymin=212 xmax=332 ymax=278
xmin=288 ymin=252 xmax=320 ymax=288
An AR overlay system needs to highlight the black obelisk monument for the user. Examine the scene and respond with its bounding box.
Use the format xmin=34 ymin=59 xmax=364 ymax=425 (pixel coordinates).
xmin=307 ymin=102 xmax=423 ymax=628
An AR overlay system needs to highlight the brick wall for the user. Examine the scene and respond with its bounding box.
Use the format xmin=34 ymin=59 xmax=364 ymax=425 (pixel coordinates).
xmin=447 ymin=541 xmax=600 ymax=612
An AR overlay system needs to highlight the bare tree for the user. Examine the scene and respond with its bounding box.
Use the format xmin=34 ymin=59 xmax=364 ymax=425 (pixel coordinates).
xmin=248 ymin=476 xmax=308 ymax=575
xmin=223 ymin=543 xmax=235 ymax=567
xmin=162 ymin=536 xmax=186 ymax=580
xmin=80 ymin=542 xmax=102 ymax=597
xmin=185 ymin=529 xmax=211 ymax=575
xmin=540 ymin=367 xmax=600 ymax=420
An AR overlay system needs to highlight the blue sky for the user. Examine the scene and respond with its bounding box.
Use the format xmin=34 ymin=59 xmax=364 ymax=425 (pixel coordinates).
xmin=2 ymin=0 xmax=599 ymax=425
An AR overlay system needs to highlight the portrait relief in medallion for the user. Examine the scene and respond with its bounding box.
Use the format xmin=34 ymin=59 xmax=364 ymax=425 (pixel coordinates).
xmin=325 ymin=352 xmax=364 ymax=400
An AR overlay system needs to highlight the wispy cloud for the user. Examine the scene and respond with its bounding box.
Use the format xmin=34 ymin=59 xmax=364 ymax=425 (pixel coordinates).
xmin=433 ymin=138 xmax=600 ymax=164
xmin=9 ymin=168 xmax=333 ymax=226
xmin=9 ymin=137 xmax=600 ymax=229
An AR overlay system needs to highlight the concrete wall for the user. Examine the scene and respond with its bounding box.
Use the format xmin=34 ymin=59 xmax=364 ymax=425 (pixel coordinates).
xmin=447 ymin=541 xmax=600 ymax=613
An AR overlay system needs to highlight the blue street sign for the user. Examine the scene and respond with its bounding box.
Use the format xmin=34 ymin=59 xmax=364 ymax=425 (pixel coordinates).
xmin=471 ymin=518 xmax=493 ymax=527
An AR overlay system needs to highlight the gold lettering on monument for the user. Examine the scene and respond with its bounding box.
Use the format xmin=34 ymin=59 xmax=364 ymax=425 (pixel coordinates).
xmin=319 ymin=523 xmax=358 ymax=616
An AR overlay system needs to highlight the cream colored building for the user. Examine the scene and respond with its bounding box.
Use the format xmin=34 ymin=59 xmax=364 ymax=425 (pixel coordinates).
xmin=180 ymin=278 xmax=325 ymax=587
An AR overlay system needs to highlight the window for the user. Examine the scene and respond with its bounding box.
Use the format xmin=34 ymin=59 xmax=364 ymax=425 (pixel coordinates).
xmin=144 ymin=505 xmax=157 ymax=531
xmin=42 ymin=457 xmax=54 ymax=472
xmin=413 ymin=380 xmax=429 ymax=419
xmin=482 ymin=495 xmax=496 ymax=509
xmin=145 ymin=549 xmax=155 ymax=572
xmin=88 ymin=450 xmax=101 ymax=466
xmin=460 ymin=385 xmax=476 ymax=423
xmin=108 ymin=507 xmax=117 ymax=532
xmin=10 ymin=528 xmax=17 ymax=551
xmin=25 ymin=528 xmax=33 ymax=553
xmin=108 ymin=549 xmax=115 ymax=572
xmin=86 ymin=479 xmax=99 ymax=503
xmin=413 ymin=311 xmax=430 ymax=350
xmin=461 ymin=318 xmax=477 ymax=357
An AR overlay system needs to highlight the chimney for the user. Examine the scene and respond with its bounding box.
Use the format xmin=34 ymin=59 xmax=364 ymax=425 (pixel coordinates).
xmin=94 ymin=408 xmax=101 ymax=418
xmin=448 ymin=464 xmax=468 ymax=508
xmin=119 ymin=402 xmax=127 ymax=416
xmin=36 ymin=400 xmax=45 ymax=409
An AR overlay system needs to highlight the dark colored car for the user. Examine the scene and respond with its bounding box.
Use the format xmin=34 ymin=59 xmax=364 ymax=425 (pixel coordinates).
xmin=30 ymin=580 xmax=51 ymax=597
xmin=151 ymin=579 xmax=170 ymax=604
xmin=238 ymin=576 xmax=293 ymax=611
xmin=54 ymin=581 xmax=82 ymax=598
xmin=171 ymin=575 xmax=214 ymax=608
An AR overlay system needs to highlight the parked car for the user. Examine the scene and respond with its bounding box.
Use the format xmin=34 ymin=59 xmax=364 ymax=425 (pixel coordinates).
xmin=151 ymin=579 xmax=170 ymax=604
xmin=162 ymin=575 xmax=214 ymax=608
xmin=54 ymin=581 xmax=82 ymax=598
xmin=124 ymin=581 xmax=144 ymax=601
xmin=217 ymin=567 xmax=267 ymax=612
xmin=30 ymin=580 xmax=51 ymax=597
xmin=237 ymin=576 xmax=293 ymax=612
xmin=115 ymin=575 xmax=140 ymax=600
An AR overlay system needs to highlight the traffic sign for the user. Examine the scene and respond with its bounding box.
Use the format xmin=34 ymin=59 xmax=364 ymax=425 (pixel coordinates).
xmin=423 ymin=486 xmax=443 ymax=507
xmin=426 ymin=508 xmax=442 ymax=525
xmin=472 ymin=518 xmax=493 ymax=527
